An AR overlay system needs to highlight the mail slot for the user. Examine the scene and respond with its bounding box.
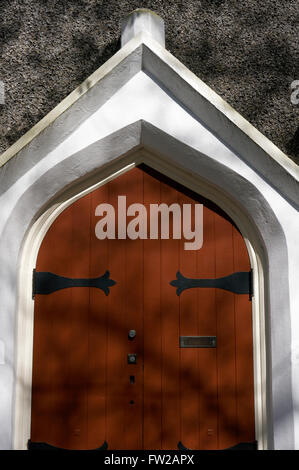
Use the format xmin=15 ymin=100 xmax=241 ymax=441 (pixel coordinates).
xmin=180 ymin=336 xmax=216 ymax=348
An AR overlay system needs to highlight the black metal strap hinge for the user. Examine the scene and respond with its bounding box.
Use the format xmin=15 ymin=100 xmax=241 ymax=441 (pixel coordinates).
xmin=32 ymin=269 xmax=116 ymax=298
xmin=27 ymin=439 xmax=108 ymax=450
xmin=178 ymin=440 xmax=258 ymax=451
xmin=171 ymin=270 xmax=253 ymax=299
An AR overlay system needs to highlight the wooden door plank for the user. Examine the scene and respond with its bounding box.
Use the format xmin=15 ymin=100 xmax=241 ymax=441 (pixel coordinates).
xmin=143 ymin=170 xmax=162 ymax=450
xmin=106 ymin=169 xmax=144 ymax=449
xmin=232 ymin=228 xmax=255 ymax=444
xmin=32 ymin=205 xmax=74 ymax=447
xmin=214 ymin=215 xmax=237 ymax=449
xmin=122 ymin=168 xmax=144 ymax=450
xmin=88 ymin=184 xmax=109 ymax=449
xmin=160 ymin=181 xmax=180 ymax=450
xmin=32 ymin=197 xmax=92 ymax=449
xmin=196 ymin=206 xmax=218 ymax=450
xmin=105 ymin=172 xmax=127 ymax=449
xmin=64 ymin=194 xmax=91 ymax=449
xmin=178 ymin=193 xmax=200 ymax=450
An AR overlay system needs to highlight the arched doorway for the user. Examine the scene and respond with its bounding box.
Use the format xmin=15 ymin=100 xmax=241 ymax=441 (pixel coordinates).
xmin=29 ymin=165 xmax=255 ymax=450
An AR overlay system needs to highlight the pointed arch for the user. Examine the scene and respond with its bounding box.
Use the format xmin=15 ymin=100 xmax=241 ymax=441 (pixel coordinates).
xmin=10 ymin=122 xmax=293 ymax=449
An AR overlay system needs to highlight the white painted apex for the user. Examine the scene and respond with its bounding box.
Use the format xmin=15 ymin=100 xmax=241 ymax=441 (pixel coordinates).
xmin=121 ymin=9 xmax=165 ymax=48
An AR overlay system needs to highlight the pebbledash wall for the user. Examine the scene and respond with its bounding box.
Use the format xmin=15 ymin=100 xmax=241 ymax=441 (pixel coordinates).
xmin=0 ymin=10 xmax=298 ymax=450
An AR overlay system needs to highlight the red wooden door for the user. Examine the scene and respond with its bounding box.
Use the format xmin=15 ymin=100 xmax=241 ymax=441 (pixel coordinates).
xmin=30 ymin=166 xmax=255 ymax=450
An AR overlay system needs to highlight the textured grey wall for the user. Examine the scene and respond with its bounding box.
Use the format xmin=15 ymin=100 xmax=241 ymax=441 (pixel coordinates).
xmin=0 ymin=0 xmax=298 ymax=163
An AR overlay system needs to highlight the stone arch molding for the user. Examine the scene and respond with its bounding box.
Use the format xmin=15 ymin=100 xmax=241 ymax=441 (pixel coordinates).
xmin=8 ymin=120 xmax=293 ymax=450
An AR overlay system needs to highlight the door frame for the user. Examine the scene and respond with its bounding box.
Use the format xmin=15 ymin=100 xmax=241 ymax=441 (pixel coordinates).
xmin=13 ymin=149 xmax=268 ymax=450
